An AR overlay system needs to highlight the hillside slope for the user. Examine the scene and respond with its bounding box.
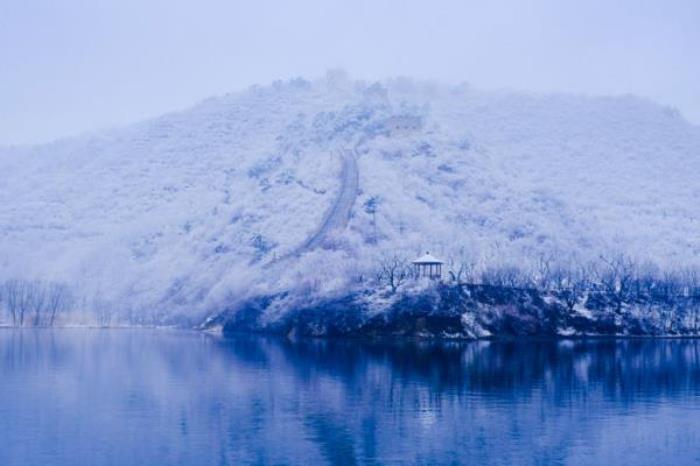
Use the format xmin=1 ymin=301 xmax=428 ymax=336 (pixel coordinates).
xmin=1 ymin=74 xmax=699 ymax=323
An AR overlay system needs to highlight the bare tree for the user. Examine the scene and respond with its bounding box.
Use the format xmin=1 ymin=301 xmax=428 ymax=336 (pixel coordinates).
xmin=447 ymin=249 xmax=476 ymax=284
xmin=686 ymin=267 xmax=700 ymax=297
xmin=30 ymin=280 xmax=47 ymax=327
xmin=480 ymin=265 xmax=525 ymax=288
xmin=3 ymin=281 xmax=17 ymax=325
xmin=598 ymin=254 xmax=636 ymax=314
xmin=5 ymin=281 xmax=18 ymax=325
xmin=12 ymin=280 xmax=30 ymax=326
xmin=659 ymin=271 xmax=683 ymax=300
xmin=363 ymin=196 xmax=380 ymax=244
xmin=93 ymin=290 xmax=114 ymax=327
xmin=553 ymin=265 xmax=587 ymax=314
xmin=1 ymin=280 xmax=72 ymax=327
xmin=46 ymin=283 xmax=70 ymax=326
xmin=534 ymin=253 xmax=555 ymax=290
xmin=378 ymin=254 xmax=409 ymax=293
xmin=2 ymin=280 xmax=37 ymax=327
xmin=679 ymin=268 xmax=700 ymax=333
xmin=633 ymin=261 xmax=661 ymax=298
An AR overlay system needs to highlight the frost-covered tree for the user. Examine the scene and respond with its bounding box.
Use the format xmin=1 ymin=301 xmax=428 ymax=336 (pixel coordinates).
xmin=2 ymin=280 xmax=34 ymax=326
xmin=534 ymin=253 xmax=556 ymax=289
xmin=3 ymin=281 xmax=16 ymax=325
xmin=550 ymin=263 xmax=588 ymax=314
xmin=29 ymin=280 xmax=47 ymax=327
xmin=446 ymin=249 xmax=476 ymax=284
xmin=480 ymin=265 xmax=526 ymax=288
xmin=47 ymin=283 xmax=71 ymax=326
xmin=378 ymin=254 xmax=410 ymax=293
xmin=363 ymin=196 xmax=380 ymax=244
xmin=598 ymin=254 xmax=636 ymax=314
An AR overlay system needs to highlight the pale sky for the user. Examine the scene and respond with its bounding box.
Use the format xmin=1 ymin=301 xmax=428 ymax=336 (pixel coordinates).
xmin=1 ymin=0 xmax=699 ymax=145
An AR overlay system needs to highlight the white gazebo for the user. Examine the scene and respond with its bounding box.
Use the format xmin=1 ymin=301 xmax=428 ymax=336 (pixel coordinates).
xmin=412 ymin=252 xmax=444 ymax=279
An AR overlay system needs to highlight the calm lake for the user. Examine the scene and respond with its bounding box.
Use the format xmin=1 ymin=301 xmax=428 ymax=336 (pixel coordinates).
xmin=1 ymin=330 xmax=699 ymax=465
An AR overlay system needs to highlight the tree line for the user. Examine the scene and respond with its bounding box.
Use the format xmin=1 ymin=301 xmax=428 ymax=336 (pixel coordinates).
xmin=374 ymin=252 xmax=700 ymax=304
xmin=0 ymin=279 xmax=72 ymax=327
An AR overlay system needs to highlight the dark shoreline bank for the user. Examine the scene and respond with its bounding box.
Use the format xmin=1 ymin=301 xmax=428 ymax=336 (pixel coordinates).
xmin=220 ymin=283 xmax=700 ymax=340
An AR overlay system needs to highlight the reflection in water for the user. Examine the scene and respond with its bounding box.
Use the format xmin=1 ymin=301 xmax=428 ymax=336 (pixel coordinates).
xmin=1 ymin=330 xmax=699 ymax=465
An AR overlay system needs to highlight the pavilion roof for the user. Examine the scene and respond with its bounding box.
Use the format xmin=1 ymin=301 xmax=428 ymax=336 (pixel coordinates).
xmin=412 ymin=252 xmax=444 ymax=264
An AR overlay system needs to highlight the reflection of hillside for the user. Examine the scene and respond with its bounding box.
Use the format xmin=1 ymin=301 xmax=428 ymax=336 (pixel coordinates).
xmin=2 ymin=331 xmax=699 ymax=465
xmin=226 ymin=337 xmax=700 ymax=401
xmin=217 ymin=336 xmax=700 ymax=463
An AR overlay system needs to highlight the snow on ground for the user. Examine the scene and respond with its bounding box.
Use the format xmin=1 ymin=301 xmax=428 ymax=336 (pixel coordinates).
xmin=1 ymin=73 xmax=699 ymax=323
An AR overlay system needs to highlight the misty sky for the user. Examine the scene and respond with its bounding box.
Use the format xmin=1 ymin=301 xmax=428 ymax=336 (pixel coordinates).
xmin=1 ymin=0 xmax=699 ymax=145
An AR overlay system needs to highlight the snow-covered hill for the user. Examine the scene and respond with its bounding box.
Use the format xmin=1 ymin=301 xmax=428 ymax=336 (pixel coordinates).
xmin=1 ymin=73 xmax=699 ymax=323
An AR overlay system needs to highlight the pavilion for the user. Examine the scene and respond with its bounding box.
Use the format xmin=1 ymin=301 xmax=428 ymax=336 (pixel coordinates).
xmin=412 ymin=252 xmax=444 ymax=279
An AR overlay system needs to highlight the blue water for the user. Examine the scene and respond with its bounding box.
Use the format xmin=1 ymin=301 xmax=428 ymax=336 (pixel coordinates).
xmin=1 ymin=330 xmax=699 ymax=465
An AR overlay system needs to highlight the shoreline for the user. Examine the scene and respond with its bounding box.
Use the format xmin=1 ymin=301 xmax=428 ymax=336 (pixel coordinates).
xmin=5 ymin=324 xmax=697 ymax=343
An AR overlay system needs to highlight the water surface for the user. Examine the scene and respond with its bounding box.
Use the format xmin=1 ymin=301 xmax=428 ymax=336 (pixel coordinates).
xmin=1 ymin=330 xmax=699 ymax=465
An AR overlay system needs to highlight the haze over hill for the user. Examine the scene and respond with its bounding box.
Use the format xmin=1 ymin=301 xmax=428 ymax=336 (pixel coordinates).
xmin=1 ymin=73 xmax=699 ymax=323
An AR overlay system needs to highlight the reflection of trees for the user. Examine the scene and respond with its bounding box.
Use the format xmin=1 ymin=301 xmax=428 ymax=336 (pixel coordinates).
xmin=217 ymin=336 xmax=700 ymax=464
xmin=2 ymin=331 xmax=699 ymax=465
xmin=239 ymin=337 xmax=700 ymax=402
